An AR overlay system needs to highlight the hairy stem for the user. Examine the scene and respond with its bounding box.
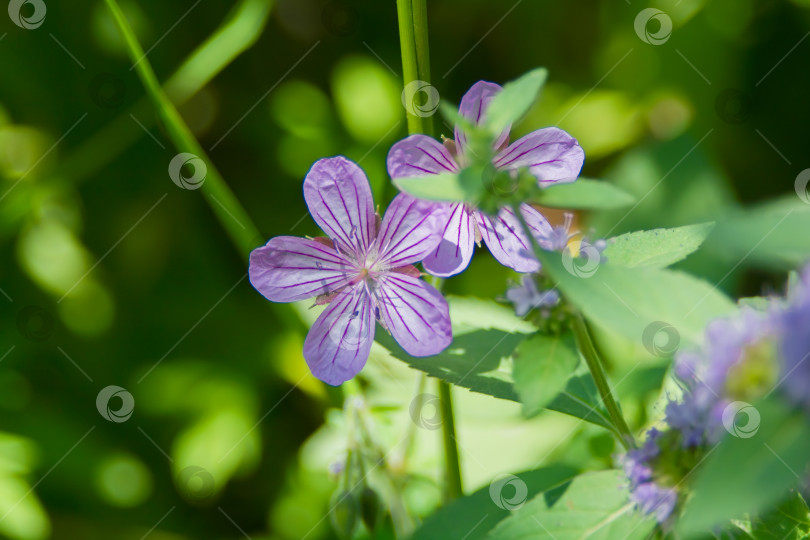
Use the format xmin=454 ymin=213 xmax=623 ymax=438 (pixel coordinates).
xmin=511 ymin=204 xmax=635 ymax=450
xmin=571 ymin=314 xmax=635 ymax=450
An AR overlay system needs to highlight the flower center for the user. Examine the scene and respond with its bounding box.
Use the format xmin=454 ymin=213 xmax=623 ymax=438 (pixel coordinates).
xmin=725 ymin=339 xmax=779 ymax=401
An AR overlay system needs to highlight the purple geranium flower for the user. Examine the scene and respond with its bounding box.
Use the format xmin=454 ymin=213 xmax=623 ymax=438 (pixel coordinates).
xmin=386 ymin=81 xmax=585 ymax=277
xmin=249 ymin=156 xmax=453 ymax=386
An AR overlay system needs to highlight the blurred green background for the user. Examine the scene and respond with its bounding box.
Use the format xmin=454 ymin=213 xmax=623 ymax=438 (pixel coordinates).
xmin=1 ymin=0 xmax=809 ymax=538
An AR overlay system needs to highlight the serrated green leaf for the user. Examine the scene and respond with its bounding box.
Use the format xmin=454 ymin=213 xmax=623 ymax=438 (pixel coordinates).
xmin=375 ymin=327 xmax=522 ymax=401
xmin=411 ymin=465 xmax=579 ymax=540
xmin=679 ymin=399 xmax=810 ymax=537
xmin=604 ymin=223 xmax=715 ymax=269
xmin=537 ymin=250 xmax=736 ymax=346
xmin=513 ymin=333 xmax=580 ymax=417
xmin=374 ymin=295 xmax=533 ymax=402
xmin=486 ymin=470 xmax=656 ymax=540
xmin=530 ymin=178 xmax=636 ymax=210
xmin=749 ymin=492 xmax=810 ymax=540
xmin=485 ymin=68 xmax=548 ymax=135
xmin=549 ymin=372 xmax=616 ymax=432
xmin=374 ymin=296 xmax=614 ymax=430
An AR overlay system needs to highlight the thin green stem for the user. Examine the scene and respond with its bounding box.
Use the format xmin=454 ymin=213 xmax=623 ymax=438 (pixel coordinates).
xmin=103 ymin=0 xmax=261 ymax=260
xmin=427 ymin=276 xmax=463 ymax=500
xmin=397 ymin=1 xmax=462 ymax=500
xmin=61 ymin=0 xmax=274 ymax=189
xmin=398 ymin=372 xmax=427 ymax=473
xmin=396 ymin=0 xmax=434 ymax=136
xmin=438 ymin=380 xmax=463 ymax=501
xmin=511 ymin=205 xmax=635 ymax=450
xmin=571 ymin=315 xmax=635 ymax=450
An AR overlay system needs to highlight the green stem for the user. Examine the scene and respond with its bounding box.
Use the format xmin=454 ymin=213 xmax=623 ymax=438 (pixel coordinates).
xmin=438 ymin=380 xmax=463 ymax=501
xmin=571 ymin=315 xmax=635 ymax=450
xmin=428 ymin=276 xmax=463 ymax=500
xmin=61 ymin=0 xmax=274 ymax=190
xmin=398 ymin=372 xmax=427 ymax=473
xmin=511 ymin=205 xmax=634 ymax=450
xmin=396 ymin=0 xmax=434 ymax=136
xmin=103 ymin=0 xmax=261 ymax=260
xmin=397 ymin=1 xmax=463 ymax=500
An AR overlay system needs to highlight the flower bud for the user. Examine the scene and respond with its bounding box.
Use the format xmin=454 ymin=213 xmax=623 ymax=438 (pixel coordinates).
xmin=329 ymin=490 xmax=359 ymax=540
xmin=360 ymin=486 xmax=382 ymax=532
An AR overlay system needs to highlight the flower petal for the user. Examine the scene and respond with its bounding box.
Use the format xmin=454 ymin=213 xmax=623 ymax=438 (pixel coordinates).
xmin=493 ymin=127 xmax=584 ymax=185
xmin=303 ymin=286 xmax=375 ymax=386
xmin=249 ymin=236 xmax=354 ymax=302
xmin=375 ymin=193 xmax=446 ymax=267
xmin=521 ymin=203 xmax=555 ymax=245
xmin=478 ymin=204 xmax=550 ymax=273
xmin=455 ymin=80 xmax=510 ymax=158
xmin=376 ymin=274 xmax=452 ymax=356
xmin=303 ymin=156 xmax=376 ymax=256
xmin=422 ymin=202 xmax=476 ymax=277
xmin=386 ymin=134 xmax=458 ymax=179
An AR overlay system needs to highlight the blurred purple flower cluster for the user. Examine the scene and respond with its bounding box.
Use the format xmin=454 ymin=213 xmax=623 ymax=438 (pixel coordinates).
xmin=622 ymin=264 xmax=810 ymax=523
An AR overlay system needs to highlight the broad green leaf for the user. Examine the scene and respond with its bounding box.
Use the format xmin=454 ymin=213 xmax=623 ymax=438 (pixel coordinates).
xmin=704 ymin=198 xmax=810 ymax=269
xmin=513 ymin=333 xmax=580 ymax=417
xmin=679 ymin=399 xmax=810 ymax=536
xmin=374 ymin=296 xmax=614 ymax=430
xmin=604 ymin=223 xmax=715 ymax=269
xmin=485 ymin=68 xmax=548 ymax=135
xmin=530 ymin=178 xmax=636 ymax=210
xmin=411 ymin=465 xmax=579 ymax=540
xmin=538 ymin=250 xmax=737 ymax=346
xmin=374 ymin=296 xmax=532 ymax=402
xmin=444 ymin=295 xmax=538 ymax=335
xmin=375 ymin=327 xmax=521 ymax=401
xmin=749 ymin=493 xmax=810 ymax=540
xmin=487 ymin=470 xmax=656 ymax=540
xmin=549 ymin=372 xmax=615 ymax=432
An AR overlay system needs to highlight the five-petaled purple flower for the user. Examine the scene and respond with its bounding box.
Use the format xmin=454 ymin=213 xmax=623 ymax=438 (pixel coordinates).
xmin=249 ymin=156 xmax=453 ymax=386
xmin=386 ymin=81 xmax=585 ymax=277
